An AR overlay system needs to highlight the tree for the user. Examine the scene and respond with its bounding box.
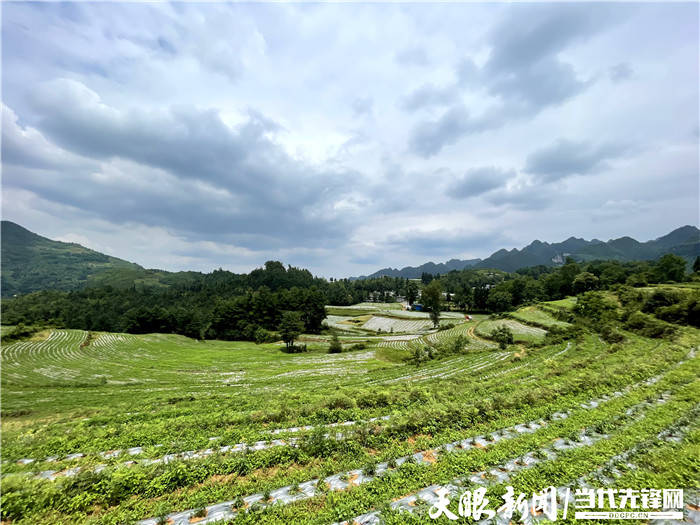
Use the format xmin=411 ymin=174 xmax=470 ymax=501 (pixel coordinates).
xmin=572 ymin=272 xmax=599 ymax=294
xmin=693 ymin=256 xmax=700 ymax=274
xmin=654 ymin=254 xmax=686 ymax=283
xmin=328 ymin=332 xmax=342 ymax=353
xmin=421 ymin=272 xmax=434 ymax=285
xmin=421 ymin=280 xmax=443 ymax=328
xmin=279 ymin=311 xmax=304 ymax=349
xmin=486 ymin=289 xmax=513 ymax=312
xmin=558 ymin=259 xmax=581 ymax=296
xmin=405 ymin=280 xmax=419 ymax=305
xmin=453 ymin=284 xmax=473 ymax=311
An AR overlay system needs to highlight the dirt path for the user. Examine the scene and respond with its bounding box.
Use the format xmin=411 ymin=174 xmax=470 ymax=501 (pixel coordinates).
xmin=467 ymin=323 xmax=491 ymax=344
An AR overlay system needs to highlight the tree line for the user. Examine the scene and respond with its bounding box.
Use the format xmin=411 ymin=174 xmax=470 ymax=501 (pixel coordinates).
xmin=436 ymin=254 xmax=696 ymax=313
xmin=2 ymin=255 xmax=697 ymax=341
xmin=1 ymin=261 xmax=412 ymax=341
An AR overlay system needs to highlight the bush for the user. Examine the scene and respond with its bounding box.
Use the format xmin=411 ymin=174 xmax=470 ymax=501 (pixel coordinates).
xmin=356 ymin=390 xmax=392 ymax=408
xmin=625 ymin=312 xmax=676 ymax=339
xmin=654 ymin=295 xmax=700 ymax=327
xmin=325 ymin=394 xmax=356 ymax=410
xmin=280 ymin=343 xmax=308 ymax=354
xmin=328 ymin=332 xmax=342 ymax=353
xmin=405 ymin=345 xmax=431 ymax=366
xmin=600 ymin=324 xmax=625 ymax=343
xmin=574 ymin=291 xmax=617 ymax=324
xmin=492 ymin=326 xmax=514 ymax=349
xmin=1 ymin=323 xmax=40 ymax=343
xmin=254 ymin=327 xmax=277 ymax=344
xmin=642 ymin=289 xmax=681 ymax=313
xmin=363 ymin=460 xmax=377 ymax=476
xmin=300 ymin=426 xmax=338 ymax=457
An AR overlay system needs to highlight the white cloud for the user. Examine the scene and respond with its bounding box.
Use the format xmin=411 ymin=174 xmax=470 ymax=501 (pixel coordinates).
xmin=1 ymin=2 xmax=697 ymax=277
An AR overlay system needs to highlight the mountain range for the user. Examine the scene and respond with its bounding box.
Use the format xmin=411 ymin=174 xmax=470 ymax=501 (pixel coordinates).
xmin=1 ymin=220 xmax=698 ymax=295
xmin=355 ymin=225 xmax=700 ymax=279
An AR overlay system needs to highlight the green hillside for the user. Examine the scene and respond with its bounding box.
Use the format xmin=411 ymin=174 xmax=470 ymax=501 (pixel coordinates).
xmin=0 ymin=221 xmax=144 ymax=296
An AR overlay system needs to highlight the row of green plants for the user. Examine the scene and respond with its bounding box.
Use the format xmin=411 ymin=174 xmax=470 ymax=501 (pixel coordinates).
xmin=208 ymin=364 xmax=699 ymax=525
xmin=0 ymin=328 xmax=685 ymax=469
xmin=3 ymin=332 xmax=694 ymax=523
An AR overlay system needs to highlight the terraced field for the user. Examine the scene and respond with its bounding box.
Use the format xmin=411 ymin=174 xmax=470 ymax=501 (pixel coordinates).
xmin=509 ymin=305 xmax=572 ymax=330
xmin=361 ymin=316 xmax=433 ymax=333
xmin=2 ymin=295 xmax=699 ymax=525
xmin=542 ymin=297 xmax=577 ymax=310
xmin=475 ymin=318 xmax=547 ymax=343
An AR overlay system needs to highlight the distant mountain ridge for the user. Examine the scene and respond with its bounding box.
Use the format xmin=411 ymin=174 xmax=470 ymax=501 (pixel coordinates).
xmin=2 ymin=221 xmax=698 ymax=295
xmin=355 ymin=225 xmax=700 ymax=278
xmin=355 ymin=258 xmax=482 ymax=280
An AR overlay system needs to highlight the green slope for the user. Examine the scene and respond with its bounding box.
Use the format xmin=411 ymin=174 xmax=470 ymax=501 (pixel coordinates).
xmin=1 ymin=221 xmax=145 ymax=296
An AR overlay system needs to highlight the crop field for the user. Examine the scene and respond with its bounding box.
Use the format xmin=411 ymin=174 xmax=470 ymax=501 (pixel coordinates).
xmin=361 ymin=316 xmax=433 ymax=333
xmin=475 ymin=319 xmax=547 ymax=343
xmin=326 ymin=305 xmax=465 ymax=322
xmin=508 ymin=305 xmax=572 ymax=330
xmin=1 ymin=291 xmax=699 ymax=525
xmin=324 ymin=307 xmax=463 ymax=336
xmin=541 ymin=297 xmax=577 ymax=310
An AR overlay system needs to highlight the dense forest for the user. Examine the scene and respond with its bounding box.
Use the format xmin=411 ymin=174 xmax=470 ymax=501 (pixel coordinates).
xmin=3 ymin=256 xmax=699 ymax=341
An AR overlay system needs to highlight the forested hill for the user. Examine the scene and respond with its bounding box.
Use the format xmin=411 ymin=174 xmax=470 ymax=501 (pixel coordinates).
xmin=1 ymin=221 xmax=145 ymax=296
xmin=356 ymin=226 xmax=700 ymax=278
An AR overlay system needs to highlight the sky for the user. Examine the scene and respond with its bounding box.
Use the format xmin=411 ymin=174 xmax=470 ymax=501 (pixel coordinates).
xmin=2 ymin=2 xmax=698 ymax=278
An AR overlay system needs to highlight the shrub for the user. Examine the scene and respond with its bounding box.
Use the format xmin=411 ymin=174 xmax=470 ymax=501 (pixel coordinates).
xmin=254 ymin=327 xmax=277 ymax=344
xmin=363 ymin=460 xmax=377 ymax=476
xmin=654 ymin=295 xmax=700 ymax=327
xmin=328 ymin=332 xmax=342 ymax=354
xmin=642 ymin=289 xmax=681 ymax=313
xmin=1 ymin=323 xmax=40 ymax=343
xmin=492 ymin=325 xmax=514 ymax=349
xmin=406 ymin=345 xmax=431 ymax=366
xmin=356 ymin=390 xmax=392 ymax=408
xmin=300 ymin=426 xmax=336 ymax=457
xmin=574 ymin=291 xmax=617 ymax=324
xmin=600 ymin=324 xmax=625 ymax=343
xmin=625 ymin=312 xmax=676 ymax=339
xmin=325 ymin=394 xmax=356 ymax=410
xmin=280 ymin=343 xmax=308 ymax=354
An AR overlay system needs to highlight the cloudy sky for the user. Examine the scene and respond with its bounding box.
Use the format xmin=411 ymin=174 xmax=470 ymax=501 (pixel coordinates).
xmin=2 ymin=2 xmax=698 ymax=277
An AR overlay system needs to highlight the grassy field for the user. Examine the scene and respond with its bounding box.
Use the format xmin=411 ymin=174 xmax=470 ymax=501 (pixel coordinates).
xmin=1 ymin=292 xmax=699 ymax=525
